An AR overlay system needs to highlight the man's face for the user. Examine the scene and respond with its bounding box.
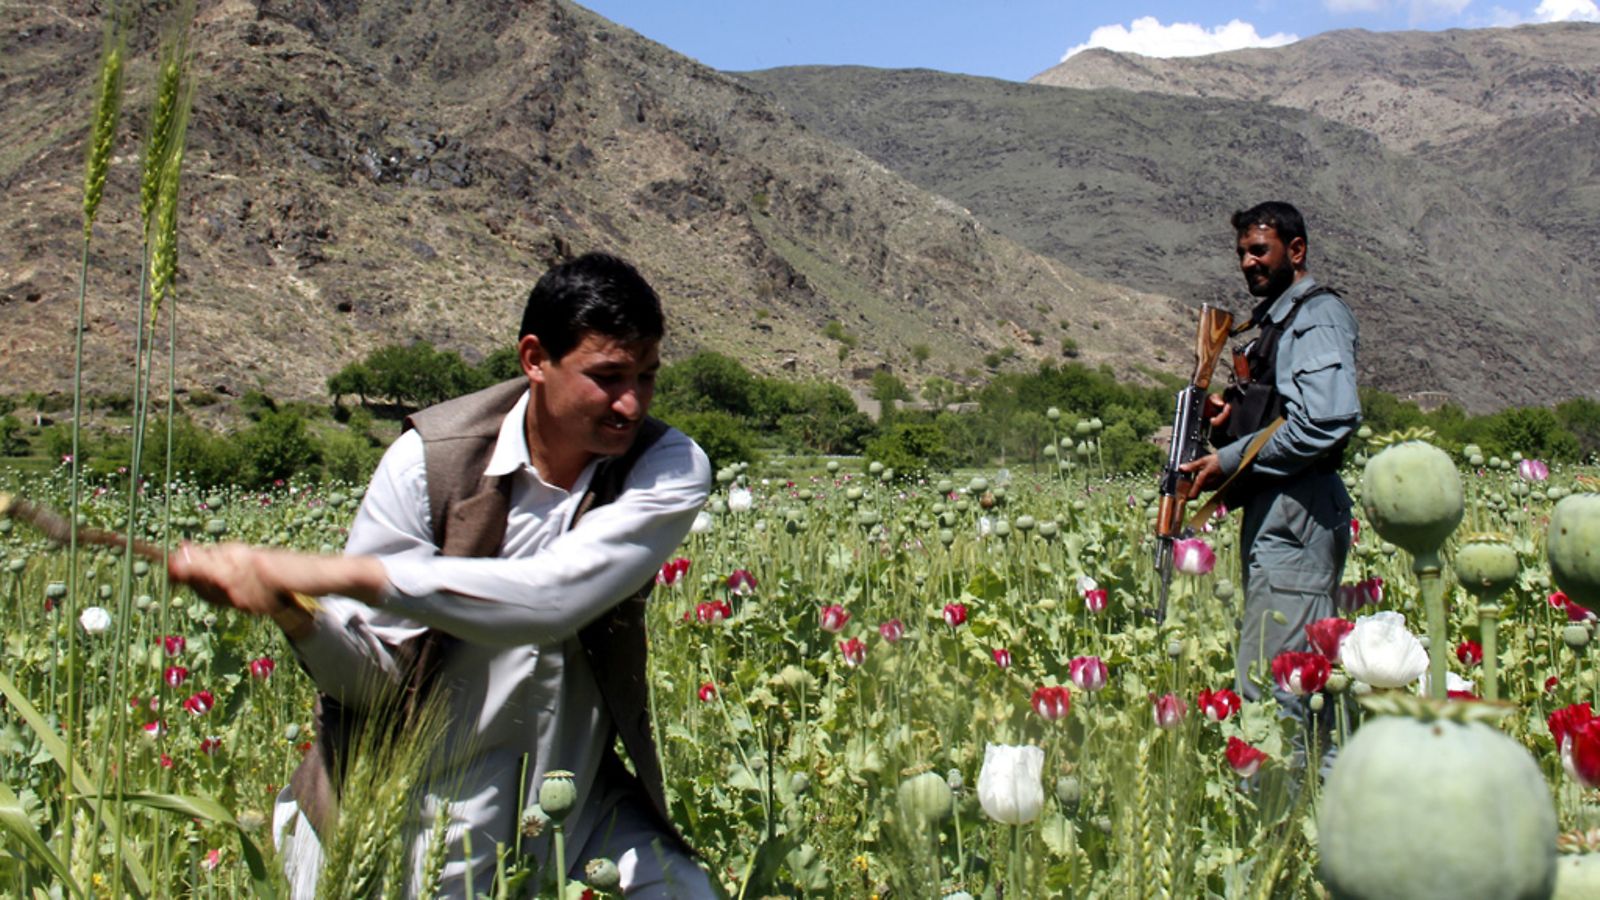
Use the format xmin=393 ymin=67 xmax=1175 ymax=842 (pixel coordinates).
xmin=1236 ymin=224 xmax=1305 ymax=298
xmin=524 ymin=331 xmax=660 ymax=459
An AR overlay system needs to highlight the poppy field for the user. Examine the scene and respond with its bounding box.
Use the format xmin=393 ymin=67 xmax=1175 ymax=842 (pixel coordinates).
xmin=2 ymin=439 xmax=1599 ymax=898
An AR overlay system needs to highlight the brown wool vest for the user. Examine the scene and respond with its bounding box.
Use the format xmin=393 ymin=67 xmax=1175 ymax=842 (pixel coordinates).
xmin=290 ymin=378 xmax=683 ymax=851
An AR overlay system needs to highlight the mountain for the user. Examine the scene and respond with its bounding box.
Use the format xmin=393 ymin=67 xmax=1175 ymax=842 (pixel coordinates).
xmin=0 ymin=0 xmax=1185 ymax=408
xmin=739 ymin=23 xmax=1600 ymax=411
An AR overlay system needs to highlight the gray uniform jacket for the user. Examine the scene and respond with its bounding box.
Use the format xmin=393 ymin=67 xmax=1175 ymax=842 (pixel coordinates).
xmin=1214 ymin=275 xmax=1361 ymax=703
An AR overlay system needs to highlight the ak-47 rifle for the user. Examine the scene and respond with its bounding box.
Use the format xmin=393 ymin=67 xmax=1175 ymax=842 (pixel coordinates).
xmin=1153 ymin=304 xmax=1234 ymax=620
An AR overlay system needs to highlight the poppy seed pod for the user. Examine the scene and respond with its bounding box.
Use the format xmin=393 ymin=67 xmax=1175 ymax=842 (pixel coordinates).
xmin=584 ymin=858 xmax=621 ymax=891
xmin=538 ymin=770 xmax=577 ymax=822
xmin=1548 ymin=495 xmax=1600 ymax=613
xmin=1360 ymin=441 xmax=1463 ymax=557
xmin=898 ymin=770 xmax=955 ymax=828
xmin=1453 ymin=535 xmax=1520 ymax=601
xmin=1319 ymin=712 xmax=1556 ymax=900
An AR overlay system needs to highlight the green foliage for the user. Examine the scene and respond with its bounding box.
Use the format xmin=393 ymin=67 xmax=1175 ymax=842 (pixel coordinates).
xmin=869 ymin=371 xmax=910 ymax=411
xmin=477 ymin=346 xmax=522 ymax=383
xmin=320 ymin=427 xmax=383 ymax=484
xmin=238 ymin=389 xmax=277 ymax=421
xmin=864 ymin=422 xmax=953 ymax=479
xmin=910 ymin=343 xmax=931 ymax=364
xmin=771 ymin=381 xmax=874 ymax=455
xmin=822 ymin=320 xmax=858 ymax=349
xmin=920 ymin=376 xmax=961 ymax=409
xmin=1557 ymin=397 xmax=1600 ymax=459
xmin=0 ymin=416 xmax=25 ymax=457
xmin=1480 ymin=405 xmax=1581 ymax=462
xmin=238 ymin=408 xmax=320 ymax=485
xmin=664 ymin=410 xmax=760 ymax=473
xmin=328 ymin=342 xmax=495 ymax=410
xmin=1100 ymin=420 xmax=1162 ymax=472
xmin=655 ymin=351 xmax=762 ymax=419
xmin=142 ymin=414 xmax=244 ymax=486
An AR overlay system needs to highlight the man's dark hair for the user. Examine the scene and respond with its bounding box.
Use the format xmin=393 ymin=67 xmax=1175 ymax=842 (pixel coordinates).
xmin=1231 ymin=201 xmax=1307 ymax=246
xmin=519 ymin=253 xmax=664 ymax=360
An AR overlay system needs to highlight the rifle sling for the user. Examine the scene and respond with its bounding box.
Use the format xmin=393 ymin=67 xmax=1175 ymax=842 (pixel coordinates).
xmin=1185 ymin=416 xmax=1284 ymax=531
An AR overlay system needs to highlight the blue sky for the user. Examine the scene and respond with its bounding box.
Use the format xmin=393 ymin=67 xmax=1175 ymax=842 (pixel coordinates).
xmin=578 ymin=0 xmax=1599 ymax=81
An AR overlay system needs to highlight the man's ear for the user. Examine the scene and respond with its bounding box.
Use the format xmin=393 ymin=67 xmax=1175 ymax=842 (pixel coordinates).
xmin=518 ymin=335 xmax=547 ymax=385
xmin=1288 ymin=236 xmax=1308 ymax=270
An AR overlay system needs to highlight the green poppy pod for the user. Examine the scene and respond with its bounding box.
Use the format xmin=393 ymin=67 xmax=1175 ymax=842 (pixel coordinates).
xmin=1319 ymin=711 xmax=1556 ymax=900
xmin=1549 ymin=495 xmax=1600 ymax=613
xmin=1360 ymin=441 xmax=1463 ymax=557
xmin=1453 ymin=534 xmax=1520 ymax=602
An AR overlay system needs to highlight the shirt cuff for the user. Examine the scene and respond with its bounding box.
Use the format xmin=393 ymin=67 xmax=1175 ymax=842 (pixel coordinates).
xmin=1215 ymin=437 xmax=1249 ymax=477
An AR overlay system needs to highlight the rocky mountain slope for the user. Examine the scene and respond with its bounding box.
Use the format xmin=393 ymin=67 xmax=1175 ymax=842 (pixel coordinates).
xmin=0 ymin=0 xmax=1186 ymax=407
xmin=741 ymin=23 xmax=1600 ymax=411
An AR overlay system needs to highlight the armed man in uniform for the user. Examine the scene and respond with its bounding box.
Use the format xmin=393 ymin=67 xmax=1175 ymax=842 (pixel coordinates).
xmin=1181 ymin=201 xmax=1361 ymax=729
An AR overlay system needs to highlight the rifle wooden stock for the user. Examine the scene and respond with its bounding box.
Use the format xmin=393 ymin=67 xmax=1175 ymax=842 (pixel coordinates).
xmin=1191 ymin=305 xmax=1233 ymax=390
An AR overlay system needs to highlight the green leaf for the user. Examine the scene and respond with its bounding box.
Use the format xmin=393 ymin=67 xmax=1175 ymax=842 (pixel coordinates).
xmin=0 ymin=669 xmax=151 ymax=896
xmin=0 ymin=780 xmax=83 ymax=900
xmin=101 ymin=791 xmax=276 ymax=897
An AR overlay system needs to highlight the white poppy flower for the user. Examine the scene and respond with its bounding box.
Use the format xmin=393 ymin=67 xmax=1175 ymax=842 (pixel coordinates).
xmin=1340 ymin=611 xmax=1429 ymax=689
xmin=976 ymin=743 xmax=1044 ymax=825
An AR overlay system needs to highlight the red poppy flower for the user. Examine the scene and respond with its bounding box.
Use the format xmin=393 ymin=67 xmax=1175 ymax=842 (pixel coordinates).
xmin=1226 ymin=737 xmax=1267 ymax=777
xmin=695 ymin=599 xmax=732 ymax=623
xmin=161 ymin=635 xmax=187 ymax=657
xmin=199 ymin=737 xmax=222 ymax=756
xmin=942 ymin=603 xmax=968 ymax=628
xmin=164 ymin=666 xmax=189 ymax=688
xmin=1197 ymin=688 xmax=1242 ymax=723
xmin=1270 ymin=652 xmax=1330 ymax=696
xmin=1455 ymin=640 xmax=1483 ymax=667
xmin=819 ymin=604 xmax=851 ymax=633
xmin=1566 ymin=719 xmax=1600 ymax=789
xmin=1083 ymin=588 xmax=1109 ymax=614
xmin=656 ymin=557 xmax=691 ymax=587
xmin=697 ymin=682 xmax=717 ymax=702
xmin=839 ymin=638 xmax=867 ymax=668
xmin=1549 ymin=703 xmax=1594 ymax=750
xmin=726 ymin=569 xmax=758 ymax=596
xmin=249 ymin=657 xmax=276 ymax=680
xmin=1031 ymin=685 xmax=1071 ymax=722
xmin=992 ymin=647 xmax=1013 ymax=669
xmin=182 ymin=691 xmax=215 ymax=716
xmin=878 ymin=619 xmax=904 ymax=643
xmin=1151 ymin=692 xmax=1188 ymax=728
xmin=1305 ymin=618 xmax=1355 ymax=662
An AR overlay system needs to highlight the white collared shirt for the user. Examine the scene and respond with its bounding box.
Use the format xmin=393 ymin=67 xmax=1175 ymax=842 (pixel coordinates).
xmin=291 ymin=391 xmax=710 ymax=894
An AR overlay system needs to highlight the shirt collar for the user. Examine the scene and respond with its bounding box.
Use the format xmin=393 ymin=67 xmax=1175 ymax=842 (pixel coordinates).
xmin=1254 ymin=274 xmax=1319 ymax=327
xmin=483 ymin=390 xmax=533 ymax=478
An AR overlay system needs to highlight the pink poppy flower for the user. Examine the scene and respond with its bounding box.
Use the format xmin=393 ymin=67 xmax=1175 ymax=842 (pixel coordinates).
xmin=1083 ymin=588 xmax=1109 ymax=614
xmin=1226 ymin=737 xmax=1267 ymax=777
xmin=992 ymin=648 xmax=1012 ymax=669
xmin=878 ymin=619 xmax=904 ymax=643
xmin=202 ymin=848 xmax=222 ymax=871
xmin=142 ymin=721 xmax=166 ymax=740
xmin=1305 ymin=617 xmax=1355 ymax=662
xmin=1197 ymin=687 xmax=1242 ymax=723
xmin=839 ymin=637 xmax=867 ymax=668
xmin=164 ymin=666 xmax=190 ymax=688
xmin=1271 ymin=651 xmax=1330 ymax=696
xmin=1151 ymin=692 xmax=1188 ymax=728
xmin=161 ymin=635 xmax=187 ymax=657
xmin=159 ymin=753 xmax=173 ymax=768
xmin=1068 ymin=656 xmax=1109 ymax=692
xmin=942 ymin=603 xmax=968 ymax=628
xmin=1171 ymin=538 xmax=1216 ymax=576
xmin=249 ymin=657 xmax=276 ymax=680
xmin=1031 ymin=685 xmax=1071 ymax=722
xmin=819 ymin=604 xmax=851 ymax=633
xmin=1518 ymin=458 xmax=1549 ymax=482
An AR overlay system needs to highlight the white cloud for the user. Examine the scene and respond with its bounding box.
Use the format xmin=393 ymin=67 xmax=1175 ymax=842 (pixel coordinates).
xmin=1533 ymin=0 xmax=1600 ymax=21
xmin=1061 ymin=17 xmax=1299 ymax=61
xmin=1325 ymin=0 xmax=1385 ymax=10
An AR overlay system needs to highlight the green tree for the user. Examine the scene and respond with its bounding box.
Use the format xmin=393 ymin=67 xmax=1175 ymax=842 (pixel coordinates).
xmin=0 ymin=415 xmax=25 ymax=456
xmin=328 ymin=362 xmax=376 ymax=405
xmin=664 ymin=410 xmax=759 ymax=473
xmin=1481 ymin=406 xmax=1580 ymax=462
xmin=864 ymin=423 xmax=954 ymax=480
xmin=654 ymin=351 xmax=761 ymax=418
xmin=1557 ymin=398 xmax=1600 ymax=459
xmin=776 ymin=382 xmax=875 ymax=455
xmin=240 ymin=409 xmax=321 ymax=484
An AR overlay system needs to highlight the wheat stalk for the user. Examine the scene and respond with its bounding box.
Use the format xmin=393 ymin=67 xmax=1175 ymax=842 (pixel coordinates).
xmin=81 ymin=39 xmax=124 ymax=238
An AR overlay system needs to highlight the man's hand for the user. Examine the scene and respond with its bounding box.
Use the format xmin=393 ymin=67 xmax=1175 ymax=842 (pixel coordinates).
xmin=1204 ymin=394 xmax=1232 ymax=429
xmin=169 ymin=543 xmax=389 ymax=639
xmin=1179 ymin=454 xmax=1226 ymax=500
